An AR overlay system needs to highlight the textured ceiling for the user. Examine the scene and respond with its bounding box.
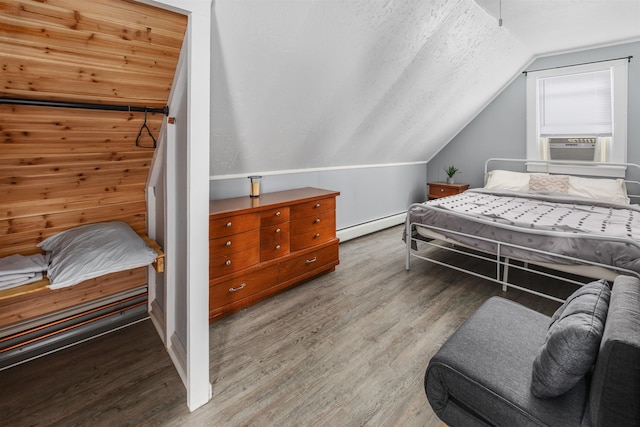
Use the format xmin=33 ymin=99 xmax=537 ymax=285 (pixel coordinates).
xmin=210 ymin=0 xmax=640 ymax=176
xmin=476 ymin=0 xmax=640 ymax=55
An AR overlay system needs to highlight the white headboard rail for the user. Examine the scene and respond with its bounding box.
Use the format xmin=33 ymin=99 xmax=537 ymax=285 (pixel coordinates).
xmin=484 ymin=158 xmax=640 ymax=202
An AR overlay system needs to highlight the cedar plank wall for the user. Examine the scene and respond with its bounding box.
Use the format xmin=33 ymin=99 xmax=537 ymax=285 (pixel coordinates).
xmin=0 ymin=0 xmax=187 ymax=258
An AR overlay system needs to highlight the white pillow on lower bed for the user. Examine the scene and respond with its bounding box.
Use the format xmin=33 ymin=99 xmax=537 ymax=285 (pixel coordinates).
xmin=37 ymin=221 xmax=158 ymax=289
xmin=485 ymin=170 xmax=530 ymax=191
xmin=567 ymin=176 xmax=630 ymax=204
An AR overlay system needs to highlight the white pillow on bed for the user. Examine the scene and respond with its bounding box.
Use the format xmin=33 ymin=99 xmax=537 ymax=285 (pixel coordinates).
xmin=37 ymin=221 xmax=157 ymax=289
xmin=485 ymin=170 xmax=530 ymax=191
xmin=567 ymin=176 xmax=630 ymax=204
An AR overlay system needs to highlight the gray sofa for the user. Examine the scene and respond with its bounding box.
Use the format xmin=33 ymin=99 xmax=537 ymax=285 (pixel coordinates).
xmin=425 ymin=275 xmax=640 ymax=426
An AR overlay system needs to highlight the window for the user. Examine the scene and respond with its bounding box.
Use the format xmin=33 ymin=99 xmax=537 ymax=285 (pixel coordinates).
xmin=526 ymin=59 xmax=628 ymax=176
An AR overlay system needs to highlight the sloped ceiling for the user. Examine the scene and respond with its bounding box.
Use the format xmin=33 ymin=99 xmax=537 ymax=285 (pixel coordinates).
xmin=211 ymin=0 xmax=640 ymax=176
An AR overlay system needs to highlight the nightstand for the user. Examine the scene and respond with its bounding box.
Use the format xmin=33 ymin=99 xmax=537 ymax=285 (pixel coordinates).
xmin=427 ymin=182 xmax=469 ymax=200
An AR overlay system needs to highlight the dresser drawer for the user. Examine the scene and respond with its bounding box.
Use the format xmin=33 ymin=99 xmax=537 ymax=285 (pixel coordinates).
xmin=290 ymin=210 xmax=335 ymax=235
xmin=427 ymin=183 xmax=469 ymax=199
xmin=210 ymin=246 xmax=260 ymax=278
xmin=261 ymin=240 xmax=290 ymax=262
xmin=261 ymin=207 xmax=290 ymax=227
xmin=260 ymin=222 xmax=290 ymax=243
xmin=210 ymin=229 xmax=259 ymax=258
xmin=279 ymin=242 xmax=339 ymax=282
xmin=209 ymin=265 xmax=279 ymax=310
xmin=209 ymin=212 xmax=260 ymax=238
xmin=260 ymin=223 xmax=290 ymax=261
xmin=290 ymin=217 xmax=336 ymax=251
xmin=290 ymin=197 xmax=335 ymax=219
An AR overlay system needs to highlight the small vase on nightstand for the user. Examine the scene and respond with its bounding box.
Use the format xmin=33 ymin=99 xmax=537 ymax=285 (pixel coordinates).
xmin=446 ymin=177 xmax=454 ymax=184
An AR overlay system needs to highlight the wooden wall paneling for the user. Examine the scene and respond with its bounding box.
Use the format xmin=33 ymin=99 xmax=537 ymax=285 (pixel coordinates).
xmin=0 ymin=105 xmax=158 ymax=257
xmin=0 ymin=171 xmax=150 ymax=193
xmin=0 ymin=201 xmax=147 ymax=240
xmin=5 ymin=2 xmax=180 ymax=43
xmin=0 ymin=216 xmax=148 ymax=257
xmin=0 ymin=106 xmax=163 ymax=143
xmin=1 ymin=191 xmax=148 ymax=220
xmin=0 ymin=0 xmax=187 ymax=328
xmin=1 ymin=182 xmax=147 ymax=206
xmin=3 ymin=150 xmax=153 ymax=164
xmin=10 ymin=0 xmax=189 ymax=39
xmin=0 ymin=0 xmax=187 ymax=107
xmin=3 ymin=35 xmax=182 ymax=78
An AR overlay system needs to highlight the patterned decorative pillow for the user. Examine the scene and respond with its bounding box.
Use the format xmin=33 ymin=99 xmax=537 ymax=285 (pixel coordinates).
xmin=529 ymin=174 xmax=569 ymax=193
xmin=531 ymin=280 xmax=610 ymax=398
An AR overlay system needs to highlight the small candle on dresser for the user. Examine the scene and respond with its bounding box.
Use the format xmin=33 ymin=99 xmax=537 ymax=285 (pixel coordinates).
xmin=248 ymin=175 xmax=262 ymax=197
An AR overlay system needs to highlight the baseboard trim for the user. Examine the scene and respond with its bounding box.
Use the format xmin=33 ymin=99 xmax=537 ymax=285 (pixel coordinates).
xmin=337 ymin=213 xmax=406 ymax=242
xmin=167 ymin=332 xmax=187 ymax=386
xmin=149 ymin=299 xmax=166 ymax=345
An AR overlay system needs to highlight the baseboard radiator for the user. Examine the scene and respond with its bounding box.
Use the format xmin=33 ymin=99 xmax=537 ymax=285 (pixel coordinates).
xmin=337 ymin=212 xmax=406 ymax=242
xmin=0 ymin=293 xmax=148 ymax=371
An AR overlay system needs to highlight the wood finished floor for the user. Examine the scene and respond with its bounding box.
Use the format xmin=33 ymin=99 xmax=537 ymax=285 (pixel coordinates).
xmin=0 ymin=225 xmax=575 ymax=426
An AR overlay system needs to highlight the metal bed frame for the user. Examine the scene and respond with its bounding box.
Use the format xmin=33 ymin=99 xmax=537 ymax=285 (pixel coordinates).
xmin=405 ymin=158 xmax=640 ymax=302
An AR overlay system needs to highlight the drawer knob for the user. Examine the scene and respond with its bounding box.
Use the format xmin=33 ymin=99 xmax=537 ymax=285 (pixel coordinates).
xmin=314 ymin=233 xmax=320 ymax=238
xmin=275 ymin=211 xmax=281 ymax=217
xmin=225 ymin=260 xmax=232 ymax=266
xmin=275 ymin=228 xmax=281 ymax=233
xmin=440 ymin=188 xmax=444 ymax=192
xmin=225 ymin=240 xmax=232 ymax=246
xmin=314 ymin=218 xmax=321 ymax=224
xmin=305 ymin=257 xmax=317 ymax=265
xmin=226 ymin=221 xmax=232 ymax=227
xmin=315 ymin=203 xmax=321 ymax=208
xmin=275 ymin=244 xmax=281 ymax=250
xmin=228 ymin=283 xmax=246 ymax=293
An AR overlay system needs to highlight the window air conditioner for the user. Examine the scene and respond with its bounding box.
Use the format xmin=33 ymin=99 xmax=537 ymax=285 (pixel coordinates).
xmin=547 ymin=137 xmax=600 ymax=162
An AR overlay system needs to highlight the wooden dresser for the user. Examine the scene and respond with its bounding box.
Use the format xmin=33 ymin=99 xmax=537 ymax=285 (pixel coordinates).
xmin=208 ymin=187 xmax=340 ymax=321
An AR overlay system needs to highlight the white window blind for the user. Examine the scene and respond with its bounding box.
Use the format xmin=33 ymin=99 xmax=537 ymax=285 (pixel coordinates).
xmin=537 ymin=69 xmax=612 ymax=137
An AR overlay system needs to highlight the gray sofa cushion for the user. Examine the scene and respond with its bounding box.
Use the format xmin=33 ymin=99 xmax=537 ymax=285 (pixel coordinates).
xmin=425 ymin=297 xmax=589 ymax=426
xmin=531 ymin=280 xmax=610 ymax=398
xmin=589 ymin=275 xmax=640 ymax=425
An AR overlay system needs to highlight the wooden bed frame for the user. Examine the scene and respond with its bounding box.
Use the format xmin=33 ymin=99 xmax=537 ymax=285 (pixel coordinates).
xmin=0 ymin=235 xmax=164 ymax=330
xmin=405 ymin=159 xmax=640 ymax=302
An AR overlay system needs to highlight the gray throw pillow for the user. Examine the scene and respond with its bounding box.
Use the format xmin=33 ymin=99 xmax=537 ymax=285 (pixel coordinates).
xmin=531 ymin=280 xmax=610 ymax=398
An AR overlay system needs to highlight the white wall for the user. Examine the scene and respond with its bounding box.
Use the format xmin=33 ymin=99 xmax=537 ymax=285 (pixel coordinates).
xmin=210 ymin=163 xmax=426 ymax=234
xmin=428 ymin=41 xmax=640 ymax=188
